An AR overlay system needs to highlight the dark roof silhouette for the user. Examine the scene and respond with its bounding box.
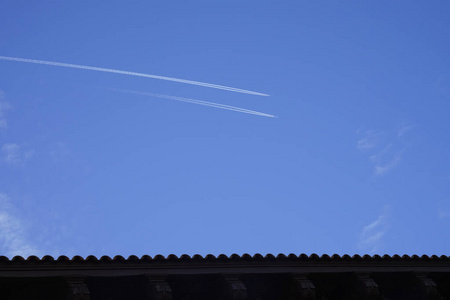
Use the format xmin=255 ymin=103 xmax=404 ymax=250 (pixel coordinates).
xmin=1 ymin=253 xmax=450 ymax=299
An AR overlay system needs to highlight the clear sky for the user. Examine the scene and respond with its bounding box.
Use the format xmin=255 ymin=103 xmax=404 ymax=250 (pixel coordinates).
xmin=0 ymin=1 xmax=449 ymax=258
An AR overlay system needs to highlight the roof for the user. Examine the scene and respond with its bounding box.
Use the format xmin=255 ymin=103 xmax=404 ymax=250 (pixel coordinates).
xmin=2 ymin=253 xmax=450 ymax=263
xmin=1 ymin=253 xmax=450 ymax=299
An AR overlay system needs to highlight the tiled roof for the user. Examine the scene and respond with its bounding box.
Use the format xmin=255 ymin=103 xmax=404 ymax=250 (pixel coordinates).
xmin=1 ymin=253 xmax=450 ymax=299
xmin=1 ymin=253 xmax=450 ymax=263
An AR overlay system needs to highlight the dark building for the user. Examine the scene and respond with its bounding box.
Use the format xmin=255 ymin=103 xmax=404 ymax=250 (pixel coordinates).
xmin=1 ymin=253 xmax=450 ymax=299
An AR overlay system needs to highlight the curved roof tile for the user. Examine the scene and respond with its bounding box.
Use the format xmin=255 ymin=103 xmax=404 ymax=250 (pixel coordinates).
xmin=0 ymin=253 xmax=449 ymax=264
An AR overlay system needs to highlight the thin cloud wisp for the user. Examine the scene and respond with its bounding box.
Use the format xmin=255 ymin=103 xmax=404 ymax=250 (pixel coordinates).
xmin=111 ymin=88 xmax=276 ymax=118
xmin=0 ymin=55 xmax=269 ymax=97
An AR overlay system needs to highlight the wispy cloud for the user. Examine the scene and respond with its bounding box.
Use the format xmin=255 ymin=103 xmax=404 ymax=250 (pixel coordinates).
xmin=0 ymin=90 xmax=9 ymax=132
xmin=0 ymin=55 xmax=269 ymax=96
xmin=438 ymin=209 xmax=450 ymax=219
xmin=397 ymin=124 xmax=414 ymax=137
xmin=357 ymin=130 xmax=383 ymax=151
xmin=111 ymin=88 xmax=276 ymax=118
xmin=0 ymin=193 xmax=40 ymax=257
xmin=358 ymin=205 xmax=390 ymax=254
xmin=1 ymin=143 xmax=33 ymax=165
xmin=372 ymin=150 xmax=403 ymax=176
xmin=438 ymin=199 xmax=450 ymax=220
xmin=357 ymin=125 xmax=413 ymax=176
xmin=434 ymin=77 xmax=450 ymax=98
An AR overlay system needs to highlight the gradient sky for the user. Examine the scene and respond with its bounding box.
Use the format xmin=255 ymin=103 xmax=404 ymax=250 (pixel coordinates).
xmin=0 ymin=1 xmax=449 ymax=258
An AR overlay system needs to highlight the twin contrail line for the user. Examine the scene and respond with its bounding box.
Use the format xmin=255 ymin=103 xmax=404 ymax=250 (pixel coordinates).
xmin=110 ymin=88 xmax=276 ymax=118
xmin=0 ymin=55 xmax=269 ymax=96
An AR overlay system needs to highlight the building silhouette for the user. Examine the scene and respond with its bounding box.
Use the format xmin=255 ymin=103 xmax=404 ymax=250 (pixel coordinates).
xmin=1 ymin=253 xmax=450 ymax=299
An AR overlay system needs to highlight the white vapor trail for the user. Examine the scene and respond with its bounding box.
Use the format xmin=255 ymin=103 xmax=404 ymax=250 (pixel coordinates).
xmin=0 ymin=55 xmax=269 ymax=96
xmin=111 ymin=88 xmax=276 ymax=118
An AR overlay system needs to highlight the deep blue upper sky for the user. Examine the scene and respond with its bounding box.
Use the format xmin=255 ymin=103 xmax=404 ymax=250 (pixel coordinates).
xmin=0 ymin=1 xmax=449 ymax=258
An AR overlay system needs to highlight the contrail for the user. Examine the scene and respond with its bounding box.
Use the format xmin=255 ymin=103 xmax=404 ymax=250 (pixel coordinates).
xmin=0 ymin=55 xmax=269 ymax=96
xmin=110 ymin=88 xmax=276 ymax=118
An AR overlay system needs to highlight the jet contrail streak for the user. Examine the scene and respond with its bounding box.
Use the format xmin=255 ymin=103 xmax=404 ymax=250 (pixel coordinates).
xmin=111 ymin=88 xmax=276 ymax=118
xmin=0 ymin=55 xmax=269 ymax=96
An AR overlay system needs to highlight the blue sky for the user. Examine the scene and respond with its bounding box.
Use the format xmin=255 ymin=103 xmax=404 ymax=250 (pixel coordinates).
xmin=0 ymin=1 xmax=449 ymax=258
